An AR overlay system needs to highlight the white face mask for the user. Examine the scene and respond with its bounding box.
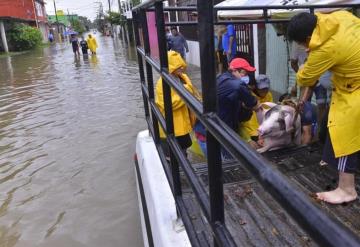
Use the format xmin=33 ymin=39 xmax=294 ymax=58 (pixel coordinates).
xmin=240 ymin=75 xmax=250 ymax=85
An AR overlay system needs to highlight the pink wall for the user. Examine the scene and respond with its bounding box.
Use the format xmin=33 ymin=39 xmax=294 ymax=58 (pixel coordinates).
xmin=146 ymin=12 xmax=159 ymax=60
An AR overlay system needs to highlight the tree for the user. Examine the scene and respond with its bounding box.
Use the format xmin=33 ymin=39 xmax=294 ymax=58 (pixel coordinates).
xmin=70 ymin=19 xmax=86 ymax=34
xmin=78 ymin=16 xmax=93 ymax=31
xmin=131 ymin=0 xmax=141 ymax=6
xmin=105 ymin=11 xmax=125 ymax=26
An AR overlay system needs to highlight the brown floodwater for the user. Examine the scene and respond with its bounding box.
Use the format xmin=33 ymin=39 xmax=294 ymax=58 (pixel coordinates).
xmin=0 ymin=36 xmax=145 ymax=247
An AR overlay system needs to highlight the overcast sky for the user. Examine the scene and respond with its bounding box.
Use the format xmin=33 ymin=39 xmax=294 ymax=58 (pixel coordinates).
xmin=45 ymin=0 xmax=120 ymax=21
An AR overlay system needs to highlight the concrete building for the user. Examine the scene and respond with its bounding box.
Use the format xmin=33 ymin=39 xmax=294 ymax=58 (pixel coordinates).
xmin=0 ymin=0 xmax=49 ymax=52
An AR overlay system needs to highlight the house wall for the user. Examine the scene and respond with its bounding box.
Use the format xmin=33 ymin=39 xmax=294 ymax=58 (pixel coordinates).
xmin=34 ymin=0 xmax=47 ymax=23
xmin=38 ymin=22 xmax=48 ymax=42
xmin=265 ymin=24 xmax=290 ymax=100
xmin=0 ymin=0 xmax=36 ymax=21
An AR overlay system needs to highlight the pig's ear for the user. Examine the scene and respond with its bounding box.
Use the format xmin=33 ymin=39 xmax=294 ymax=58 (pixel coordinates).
xmin=255 ymin=106 xmax=266 ymax=125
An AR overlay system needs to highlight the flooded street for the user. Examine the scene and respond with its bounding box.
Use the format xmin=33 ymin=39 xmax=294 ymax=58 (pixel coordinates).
xmin=0 ymin=36 xmax=145 ymax=247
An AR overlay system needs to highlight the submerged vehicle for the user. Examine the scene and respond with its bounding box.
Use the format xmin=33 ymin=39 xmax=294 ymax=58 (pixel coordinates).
xmin=133 ymin=1 xmax=360 ymax=246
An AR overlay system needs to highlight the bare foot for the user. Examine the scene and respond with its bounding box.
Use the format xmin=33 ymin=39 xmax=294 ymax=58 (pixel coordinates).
xmin=319 ymin=160 xmax=328 ymax=166
xmin=316 ymin=188 xmax=358 ymax=204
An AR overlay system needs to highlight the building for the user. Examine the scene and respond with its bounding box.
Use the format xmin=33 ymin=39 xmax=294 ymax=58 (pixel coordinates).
xmin=47 ymin=14 xmax=79 ymax=28
xmin=0 ymin=0 xmax=49 ymax=52
xmin=48 ymin=13 xmax=79 ymax=42
xmin=34 ymin=0 xmax=49 ymax=42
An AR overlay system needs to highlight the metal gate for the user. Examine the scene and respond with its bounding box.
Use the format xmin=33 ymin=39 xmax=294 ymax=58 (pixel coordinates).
xmin=235 ymin=24 xmax=254 ymax=65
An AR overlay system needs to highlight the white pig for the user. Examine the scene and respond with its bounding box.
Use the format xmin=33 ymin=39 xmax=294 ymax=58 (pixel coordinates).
xmin=256 ymin=102 xmax=301 ymax=153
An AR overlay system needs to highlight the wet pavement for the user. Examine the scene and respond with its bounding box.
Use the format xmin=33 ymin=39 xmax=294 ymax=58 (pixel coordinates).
xmin=0 ymin=36 xmax=145 ymax=247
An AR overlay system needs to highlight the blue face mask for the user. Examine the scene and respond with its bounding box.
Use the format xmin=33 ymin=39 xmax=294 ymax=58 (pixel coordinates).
xmin=240 ymin=75 xmax=250 ymax=85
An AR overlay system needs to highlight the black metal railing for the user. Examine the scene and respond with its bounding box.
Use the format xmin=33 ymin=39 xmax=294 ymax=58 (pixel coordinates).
xmin=132 ymin=1 xmax=360 ymax=247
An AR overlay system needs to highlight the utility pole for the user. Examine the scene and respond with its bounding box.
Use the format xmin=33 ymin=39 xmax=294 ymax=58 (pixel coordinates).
xmin=108 ymin=0 xmax=111 ymax=12
xmin=108 ymin=0 xmax=113 ymax=37
xmin=67 ymin=9 xmax=72 ymax=27
xmin=0 ymin=21 xmax=9 ymax=52
xmin=53 ymin=0 xmax=62 ymax=42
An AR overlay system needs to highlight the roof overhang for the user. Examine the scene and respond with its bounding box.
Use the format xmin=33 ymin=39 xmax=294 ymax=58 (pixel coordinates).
xmin=216 ymin=0 xmax=360 ymax=19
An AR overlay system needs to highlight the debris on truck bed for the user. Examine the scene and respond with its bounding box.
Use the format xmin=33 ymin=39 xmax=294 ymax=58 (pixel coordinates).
xmin=180 ymin=143 xmax=360 ymax=246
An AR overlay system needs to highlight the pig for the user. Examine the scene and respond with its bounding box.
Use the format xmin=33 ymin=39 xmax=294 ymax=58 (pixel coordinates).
xmin=255 ymin=102 xmax=301 ymax=153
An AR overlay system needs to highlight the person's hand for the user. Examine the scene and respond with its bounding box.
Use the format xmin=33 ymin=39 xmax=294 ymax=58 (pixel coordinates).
xmin=257 ymin=137 xmax=265 ymax=147
xmin=248 ymin=140 xmax=260 ymax=149
xmin=291 ymin=85 xmax=297 ymax=95
xmin=297 ymin=99 xmax=305 ymax=113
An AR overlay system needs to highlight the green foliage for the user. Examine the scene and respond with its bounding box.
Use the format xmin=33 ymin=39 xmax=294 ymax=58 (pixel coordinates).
xmin=131 ymin=0 xmax=141 ymax=6
xmin=78 ymin=16 xmax=94 ymax=31
xmin=70 ymin=19 xmax=86 ymax=34
xmin=8 ymin=24 xmax=43 ymax=51
xmin=105 ymin=11 xmax=125 ymax=25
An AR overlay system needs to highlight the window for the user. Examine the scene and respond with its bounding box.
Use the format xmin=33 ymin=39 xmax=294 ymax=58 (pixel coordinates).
xmin=35 ymin=2 xmax=44 ymax=17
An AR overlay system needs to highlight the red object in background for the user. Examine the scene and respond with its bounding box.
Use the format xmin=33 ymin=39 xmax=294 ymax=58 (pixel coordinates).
xmin=0 ymin=0 xmax=47 ymax=23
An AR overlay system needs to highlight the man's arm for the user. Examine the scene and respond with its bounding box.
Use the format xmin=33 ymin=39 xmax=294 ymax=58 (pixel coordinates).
xmin=237 ymin=85 xmax=258 ymax=109
xmin=228 ymin=36 xmax=234 ymax=56
xmin=297 ymin=47 xmax=334 ymax=88
xmin=290 ymin=59 xmax=299 ymax=73
xmin=296 ymin=47 xmax=334 ymax=110
xmin=227 ymin=25 xmax=235 ymax=55
xmin=182 ymin=35 xmax=189 ymax=52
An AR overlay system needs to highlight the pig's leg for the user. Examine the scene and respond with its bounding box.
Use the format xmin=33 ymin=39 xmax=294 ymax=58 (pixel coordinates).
xmin=257 ymin=136 xmax=290 ymax=153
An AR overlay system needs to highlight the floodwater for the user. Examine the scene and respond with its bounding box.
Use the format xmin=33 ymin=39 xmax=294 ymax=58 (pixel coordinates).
xmin=0 ymin=36 xmax=145 ymax=247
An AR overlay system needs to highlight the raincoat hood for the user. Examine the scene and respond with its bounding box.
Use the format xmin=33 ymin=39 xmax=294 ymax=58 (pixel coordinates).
xmin=168 ymin=51 xmax=187 ymax=73
xmin=309 ymin=12 xmax=340 ymax=50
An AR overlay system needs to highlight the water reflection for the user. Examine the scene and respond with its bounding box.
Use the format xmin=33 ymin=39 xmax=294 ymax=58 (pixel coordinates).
xmin=0 ymin=37 xmax=144 ymax=247
xmin=5 ymin=56 xmax=14 ymax=83
xmin=90 ymin=55 xmax=98 ymax=67
xmin=73 ymin=55 xmax=81 ymax=68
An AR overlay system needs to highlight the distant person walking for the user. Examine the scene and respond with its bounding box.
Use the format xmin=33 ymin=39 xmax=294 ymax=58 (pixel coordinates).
xmin=48 ymin=33 xmax=54 ymax=43
xmin=70 ymin=34 xmax=80 ymax=56
xmin=222 ymin=24 xmax=237 ymax=63
xmin=169 ymin=27 xmax=189 ymax=60
xmin=87 ymin=34 xmax=98 ymax=55
xmin=80 ymin=37 xmax=88 ymax=55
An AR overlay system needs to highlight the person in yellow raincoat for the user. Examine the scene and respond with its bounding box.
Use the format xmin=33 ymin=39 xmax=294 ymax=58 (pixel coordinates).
xmin=287 ymin=11 xmax=360 ymax=204
xmin=87 ymin=34 xmax=98 ymax=54
xmin=155 ymin=51 xmax=195 ymax=156
xmin=238 ymin=74 xmax=273 ymax=149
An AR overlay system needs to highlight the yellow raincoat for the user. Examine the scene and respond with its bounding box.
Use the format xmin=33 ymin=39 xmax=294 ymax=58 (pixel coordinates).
xmin=87 ymin=35 xmax=98 ymax=53
xmin=155 ymin=51 xmax=194 ymax=138
xmin=297 ymin=11 xmax=360 ymax=157
xmin=238 ymin=91 xmax=273 ymax=141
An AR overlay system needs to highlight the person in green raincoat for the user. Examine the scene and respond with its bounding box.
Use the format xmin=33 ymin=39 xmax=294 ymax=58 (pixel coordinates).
xmin=288 ymin=11 xmax=360 ymax=204
xmin=87 ymin=34 xmax=98 ymax=55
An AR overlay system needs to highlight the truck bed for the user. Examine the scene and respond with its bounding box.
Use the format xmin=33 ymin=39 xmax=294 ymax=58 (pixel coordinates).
xmin=180 ymin=144 xmax=360 ymax=246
